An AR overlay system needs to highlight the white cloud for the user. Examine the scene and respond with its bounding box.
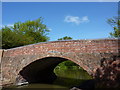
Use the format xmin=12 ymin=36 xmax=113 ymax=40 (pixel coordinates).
xmin=64 ymin=15 xmax=89 ymax=25
xmin=81 ymin=16 xmax=89 ymax=23
xmin=0 ymin=24 xmax=14 ymax=29
xmin=0 ymin=25 xmax=2 ymax=29
xmin=1 ymin=24 xmax=14 ymax=28
xmin=64 ymin=16 xmax=80 ymax=25
xmin=6 ymin=24 xmax=14 ymax=27
xmin=48 ymin=28 xmax=52 ymax=31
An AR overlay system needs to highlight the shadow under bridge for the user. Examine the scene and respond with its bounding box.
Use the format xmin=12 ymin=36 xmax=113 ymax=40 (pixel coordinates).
xmin=16 ymin=57 xmax=69 ymax=84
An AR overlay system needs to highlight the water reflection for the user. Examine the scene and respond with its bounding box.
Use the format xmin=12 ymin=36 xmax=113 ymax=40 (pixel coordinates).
xmin=54 ymin=69 xmax=92 ymax=88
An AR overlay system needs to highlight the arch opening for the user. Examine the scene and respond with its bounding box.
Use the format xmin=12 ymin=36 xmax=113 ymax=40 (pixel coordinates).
xmin=16 ymin=57 xmax=68 ymax=84
xmin=16 ymin=57 xmax=92 ymax=86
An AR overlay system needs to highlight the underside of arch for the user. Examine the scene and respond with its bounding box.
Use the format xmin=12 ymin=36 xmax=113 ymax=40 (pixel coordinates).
xmin=15 ymin=56 xmax=90 ymax=85
xmin=16 ymin=57 xmax=68 ymax=84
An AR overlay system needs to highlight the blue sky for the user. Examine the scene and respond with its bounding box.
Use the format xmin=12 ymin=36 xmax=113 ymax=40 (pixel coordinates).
xmin=2 ymin=2 xmax=118 ymax=41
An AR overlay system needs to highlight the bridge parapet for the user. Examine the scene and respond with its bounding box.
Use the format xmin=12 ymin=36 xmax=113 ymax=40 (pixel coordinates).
xmin=3 ymin=39 xmax=119 ymax=57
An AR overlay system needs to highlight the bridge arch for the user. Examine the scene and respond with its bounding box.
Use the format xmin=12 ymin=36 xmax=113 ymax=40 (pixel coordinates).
xmin=2 ymin=39 xmax=119 ymax=86
xmin=16 ymin=56 xmax=91 ymax=84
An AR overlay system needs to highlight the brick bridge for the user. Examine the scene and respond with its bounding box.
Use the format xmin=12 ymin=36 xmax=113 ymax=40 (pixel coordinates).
xmin=0 ymin=39 xmax=120 ymax=86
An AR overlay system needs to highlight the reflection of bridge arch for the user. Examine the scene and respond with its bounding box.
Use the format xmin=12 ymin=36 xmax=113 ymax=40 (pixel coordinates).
xmin=1 ymin=39 xmax=119 ymax=85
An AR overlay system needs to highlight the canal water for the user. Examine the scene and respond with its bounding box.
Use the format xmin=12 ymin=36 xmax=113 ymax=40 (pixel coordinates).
xmin=2 ymin=62 xmax=92 ymax=89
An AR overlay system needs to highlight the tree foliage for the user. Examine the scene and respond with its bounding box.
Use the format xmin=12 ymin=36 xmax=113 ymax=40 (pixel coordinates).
xmin=58 ymin=36 xmax=72 ymax=40
xmin=1 ymin=17 xmax=50 ymax=49
xmin=107 ymin=16 xmax=120 ymax=38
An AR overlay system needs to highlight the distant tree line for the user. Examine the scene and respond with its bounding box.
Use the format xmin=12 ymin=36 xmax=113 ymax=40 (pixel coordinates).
xmin=58 ymin=36 xmax=72 ymax=40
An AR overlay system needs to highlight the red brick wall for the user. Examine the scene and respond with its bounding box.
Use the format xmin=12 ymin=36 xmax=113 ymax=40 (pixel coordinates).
xmin=3 ymin=39 xmax=119 ymax=57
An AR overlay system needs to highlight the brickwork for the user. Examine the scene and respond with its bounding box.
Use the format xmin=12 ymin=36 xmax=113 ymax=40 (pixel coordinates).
xmin=3 ymin=39 xmax=119 ymax=57
xmin=1 ymin=39 xmax=120 ymax=86
xmin=0 ymin=49 xmax=3 ymax=86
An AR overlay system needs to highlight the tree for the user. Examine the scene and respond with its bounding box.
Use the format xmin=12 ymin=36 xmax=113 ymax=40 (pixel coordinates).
xmin=1 ymin=17 xmax=50 ymax=49
xmin=58 ymin=36 xmax=72 ymax=40
xmin=107 ymin=16 xmax=120 ymax=38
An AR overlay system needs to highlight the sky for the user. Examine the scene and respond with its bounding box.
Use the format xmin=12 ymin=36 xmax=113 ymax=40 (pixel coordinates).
xmin=1 ymin=2 xmax=119 ymax=41
xmin=1 ymin=0 xmax=120 ymax=2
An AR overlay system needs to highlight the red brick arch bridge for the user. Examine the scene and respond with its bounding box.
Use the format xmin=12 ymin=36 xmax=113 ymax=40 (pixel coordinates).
xmin=0 ymin=39 xmax=120 ymax=86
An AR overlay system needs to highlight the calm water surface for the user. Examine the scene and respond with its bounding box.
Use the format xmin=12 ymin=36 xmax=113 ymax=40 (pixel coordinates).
xmin=2 ymin=68 xmax=92 ymax=89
